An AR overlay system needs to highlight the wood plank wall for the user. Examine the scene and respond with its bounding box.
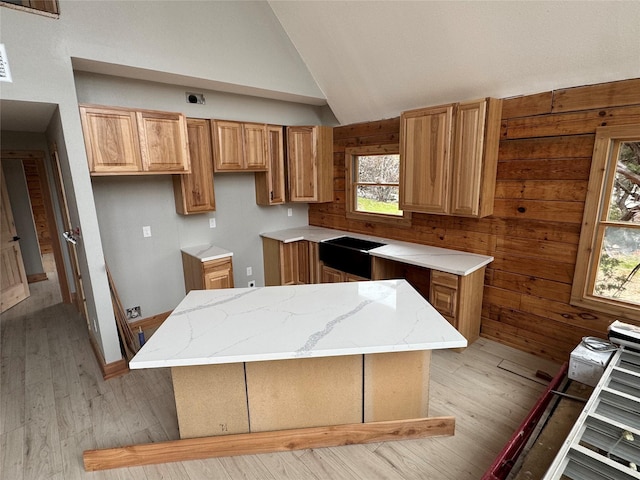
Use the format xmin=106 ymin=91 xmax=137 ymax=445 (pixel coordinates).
xmin=308 ymin=78 xmax=640 ymax=364
xmin=22 ymin=158 xmax=53 ymax=255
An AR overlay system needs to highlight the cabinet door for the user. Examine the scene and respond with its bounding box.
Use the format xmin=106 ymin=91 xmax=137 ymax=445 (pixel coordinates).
xmin=255 ymin=126 xmax=286 ymax=205
xmin=288 ymin=127 xmax=317 ymax=202
xmin=449 ymin=100 xmax=486 ymax=216
xmin=173 ymin=118 xmax=216 ymax=214
xmin=137 ymin=111 xmax=190 ymax=173
xmin=212 ymin=120 xmax=244 ymax=171
xmin=400 ymin=105 xmax=453 ymax=214
xmin=321 ymin=265 xmax=345 ymax=283
xmin=345 ymin=273 xmax=368 ymax=282
xmin=430 ymin=270 xmax=459 ymax=326
xmin=203 ymin=258 xmax=234 ymax=290
xmin=79 ymin=106 xmax=143 ymax=174
xmin=243 ymin=123 xmax=268 ymax=171
xmin=280 ymin=241 xmax=298 ymax=286
xmin=296 ymin=241 xmax=310 ymax=284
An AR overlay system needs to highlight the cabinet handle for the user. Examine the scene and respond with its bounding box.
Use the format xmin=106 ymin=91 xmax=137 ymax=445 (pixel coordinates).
xmin=12 ymin=236 xmax=20 ymax=242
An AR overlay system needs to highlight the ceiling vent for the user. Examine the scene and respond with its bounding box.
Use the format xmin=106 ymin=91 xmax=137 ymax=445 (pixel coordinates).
xmin=0 ymin=44 xmax=12 ymax=82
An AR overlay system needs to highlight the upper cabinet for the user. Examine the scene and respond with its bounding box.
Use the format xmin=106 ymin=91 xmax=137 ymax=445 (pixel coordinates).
xmin=211 ymin=120 xmax=268 ymax=172
xmin=255 ymin=125 xmax=286 ymax=205
xmin=79 ymin=104 xmax=190 ymax=175
xmin=173 ymin=118 xmax=216 ymax=215
xmin=287 ymin=126 xmax=334 ymax=203
xmin=400 ymin=98 xmax=502 ymax=217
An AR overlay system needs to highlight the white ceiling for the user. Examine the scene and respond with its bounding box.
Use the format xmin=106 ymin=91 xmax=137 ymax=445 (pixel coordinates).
xmin=269 ymin=1 xmax=640 ymax=125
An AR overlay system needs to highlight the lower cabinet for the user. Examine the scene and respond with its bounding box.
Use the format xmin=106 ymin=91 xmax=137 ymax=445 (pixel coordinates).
xmin=428 ymin=268 xmax=485 ymax=344
xmin=262 ymin=238 xmax=485 ymax=345
xmin=320 ymin=265 xmax=368 ymax=283
xmin=372 ymin=255 xmax=485 ymax=345
xmin=262 ymin=238 xmax=312 ymax=286
xmin=182 ymin=253 xmax=234 ymax=293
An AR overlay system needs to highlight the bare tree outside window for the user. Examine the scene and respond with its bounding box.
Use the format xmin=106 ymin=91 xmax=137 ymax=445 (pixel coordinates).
xmin=594 ymin=141 xmax=640 ymax=304
xmin=355 ymin=154 xmax=402 ymax=216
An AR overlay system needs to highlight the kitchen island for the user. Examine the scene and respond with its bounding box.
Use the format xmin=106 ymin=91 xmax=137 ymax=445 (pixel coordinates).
xmin=84 ymin=279 xmax=466 ymax=470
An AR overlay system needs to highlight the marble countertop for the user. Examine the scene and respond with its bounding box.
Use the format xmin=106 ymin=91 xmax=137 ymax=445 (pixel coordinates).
xmin=129 ymin=279 xmax=467 ymax=369
xmin=260 ymin=226 xmax=493 ymax=276
xmin=181 ymin=244 xmax=233 ymax=262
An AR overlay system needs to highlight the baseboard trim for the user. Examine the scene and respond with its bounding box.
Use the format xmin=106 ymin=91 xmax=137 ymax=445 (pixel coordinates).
xmin=27 ymin=273 xmax=48 ymax=283
xmin=88 ymin=331 xmax=129 ymax=380
xmin=83 ymin=416 xmax=455 ymax=471
xmin=129 ymin=310 xmax=172 ymax=331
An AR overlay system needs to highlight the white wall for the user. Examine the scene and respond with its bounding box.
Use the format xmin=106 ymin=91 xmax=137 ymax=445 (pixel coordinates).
xmin=77 ymin=72 xmax=333 ymax=317
xmin=0 ymin=0 xmax=329 ymax=364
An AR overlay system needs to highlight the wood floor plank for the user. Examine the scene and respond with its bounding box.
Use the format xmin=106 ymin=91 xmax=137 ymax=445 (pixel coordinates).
xmin=24 ymin=379 xmax=64 ymax=480
xmin=1 ymin=427 xmax=24 ymax=480
xmin=256 ymin=451 xmax=320 ymax=480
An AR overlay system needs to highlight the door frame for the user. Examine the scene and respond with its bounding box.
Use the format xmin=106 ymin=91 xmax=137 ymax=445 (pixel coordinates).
xmin=0 ymin=150 xmax=71 ymax=304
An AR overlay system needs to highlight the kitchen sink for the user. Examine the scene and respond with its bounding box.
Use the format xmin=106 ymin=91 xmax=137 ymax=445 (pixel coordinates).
xmin=318 ymin=236 xmax=386 ymax=279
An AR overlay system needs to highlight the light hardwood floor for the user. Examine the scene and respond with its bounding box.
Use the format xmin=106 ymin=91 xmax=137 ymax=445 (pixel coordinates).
xmin=1 ymin=261 xmax=561 ymax=479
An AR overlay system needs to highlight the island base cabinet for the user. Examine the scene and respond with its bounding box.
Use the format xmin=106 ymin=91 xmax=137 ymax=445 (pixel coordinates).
xmin=245 ymin=356 xmax=363 ymax=432
xmin=172 ymin=364 xmax=249 ymax=439
xmin=170 ymin=351 xmax=434 ymax=439
xmin=364 ymin=351 xmax=431 ymax=423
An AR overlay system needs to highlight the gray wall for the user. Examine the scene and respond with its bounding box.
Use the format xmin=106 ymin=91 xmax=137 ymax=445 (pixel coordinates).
xmin=1 ymin=159 xmax=44 ymax=276
xmin=77 ymin=72 xmax=336 ymax=318
xmin=1 ymin=0 xmax=330 ymax=363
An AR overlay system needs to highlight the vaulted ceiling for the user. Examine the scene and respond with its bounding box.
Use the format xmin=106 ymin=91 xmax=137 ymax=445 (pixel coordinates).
xmin=269 ymin=1 xmax=640 ymax=125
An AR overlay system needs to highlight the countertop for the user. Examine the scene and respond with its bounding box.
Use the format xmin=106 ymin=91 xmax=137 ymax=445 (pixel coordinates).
xmin=260 ymin=226 xmax=493 ymax=276
xmin=181 ymin=244 xmax=233 ymax=262
xmin=129 ymin=279 xmax=467 ymax=369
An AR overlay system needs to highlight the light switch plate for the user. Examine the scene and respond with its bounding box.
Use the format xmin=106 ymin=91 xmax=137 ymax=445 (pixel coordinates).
xmin=142 ymin=226 xmax=151 ymax=237
xmin=209 ymin=217 xmax=216 ymax=228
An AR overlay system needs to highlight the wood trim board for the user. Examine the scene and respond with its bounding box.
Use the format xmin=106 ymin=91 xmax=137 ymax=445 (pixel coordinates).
xmin=83 ymin=416 xmax=455 ymax=471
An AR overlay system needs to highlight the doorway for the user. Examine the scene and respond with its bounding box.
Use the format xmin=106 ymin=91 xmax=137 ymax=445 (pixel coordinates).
xmin=0 ymin=150 xmax=73 ymax=314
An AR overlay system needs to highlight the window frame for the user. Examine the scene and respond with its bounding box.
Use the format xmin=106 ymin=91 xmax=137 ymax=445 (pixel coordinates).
xmin=345 ymin=144 xmax=411 ymax=226
xmin=571 ymin=124 xmax=640 ymax=321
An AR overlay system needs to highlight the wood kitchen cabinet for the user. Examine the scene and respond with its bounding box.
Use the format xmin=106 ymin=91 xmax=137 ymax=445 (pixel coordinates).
xmin=79 ymin=104 xmax=190 ymax=175
xmin=255 ymin=125 xmax=286 ymax=205
xmin=320 ymin=265 xmax=368 ymax=283
xmin=372 ymin=256 xmax=485 ymax=345
xmin=182 ymin=253 xmax=234 ymax=293
xmin=211 ymin=120 xmax=268 ymax=172
xmin=400 ymin=97 xmax=502 ymax=217
xmin=173 ymin=118 xmax=216 ymax=215
xmin=287 ymin=126 xmax=334 ymax=203
xmin=262 ymin=238 xmax=311 ymax=286
xmin=428 ymin=268 xmax=485 ymax=344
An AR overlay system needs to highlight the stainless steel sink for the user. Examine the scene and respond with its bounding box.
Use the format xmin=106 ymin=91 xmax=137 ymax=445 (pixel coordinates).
xmin=318 ymin=236 xmax=386 ymax=279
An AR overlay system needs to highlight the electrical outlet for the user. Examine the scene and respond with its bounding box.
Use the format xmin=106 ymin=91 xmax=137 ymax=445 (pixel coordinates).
xmin=287 ymin=208 xmax=293 ymax=217
xmin=248 ymin=281 xmax=256 ymax=287
xmin=92 ymin=317 xmax=98 ymax=332
xmin=126 ymin=306 xmax=141 ymax=319
xmin=209 ymin=217 xmax=216 ymax=228
xmin=142 ymin=226 xmax=151 ymax=237
xmin=246 ymin=266 xmax=252 ymax=276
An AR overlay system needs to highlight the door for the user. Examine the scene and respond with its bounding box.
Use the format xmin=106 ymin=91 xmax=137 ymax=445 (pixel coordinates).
xmin=49 ymin=144 xmax=89 ymax=321
xmin=1 ymin=167 xmax=30 ymax=312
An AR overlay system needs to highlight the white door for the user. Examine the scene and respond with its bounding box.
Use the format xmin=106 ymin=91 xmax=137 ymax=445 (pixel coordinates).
xmin=1 ymin=166 xmax=30 ymax=312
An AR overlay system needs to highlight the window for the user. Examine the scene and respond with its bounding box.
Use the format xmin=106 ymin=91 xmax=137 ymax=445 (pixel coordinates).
xmin=571 ymin=125 xmax=640 ymax=320
xmin=345 ymin=145 xmax=411 ymax=225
